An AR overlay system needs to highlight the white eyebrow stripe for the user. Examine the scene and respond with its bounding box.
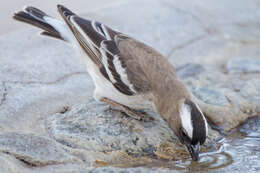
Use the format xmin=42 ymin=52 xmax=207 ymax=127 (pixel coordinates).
xmin=180 ymin=104 xmax=193 ymax=139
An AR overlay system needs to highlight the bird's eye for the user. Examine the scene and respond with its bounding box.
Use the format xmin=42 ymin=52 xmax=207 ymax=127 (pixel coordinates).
xmin=182 ymin=131 xmax=187 ymax=137
xmin=181 ymin=128 xmax=188 ymax=137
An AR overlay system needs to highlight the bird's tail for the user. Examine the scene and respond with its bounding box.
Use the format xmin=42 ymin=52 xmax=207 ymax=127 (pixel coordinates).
xmin=13 ymin=6 xmax=64 ymax=41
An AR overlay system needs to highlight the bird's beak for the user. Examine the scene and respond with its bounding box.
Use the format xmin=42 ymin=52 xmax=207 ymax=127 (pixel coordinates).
xmin=186 ymin=143 xmax=200 ymax=161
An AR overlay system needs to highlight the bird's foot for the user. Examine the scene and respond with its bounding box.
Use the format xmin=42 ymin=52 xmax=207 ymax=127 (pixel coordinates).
xmin=122 ymin=107 xmax=154 ymax=122
xmin=101 ymin=97 xmax=154 ymax=122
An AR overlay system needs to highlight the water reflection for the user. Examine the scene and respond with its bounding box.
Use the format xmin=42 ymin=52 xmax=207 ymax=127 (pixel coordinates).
xmin=142 ymin=117 xmax=260 ymax=172
xmin=164 ymin=149 xmax=233 ymax=172
xmin=142 ymin=145 xmax=233 ymax=172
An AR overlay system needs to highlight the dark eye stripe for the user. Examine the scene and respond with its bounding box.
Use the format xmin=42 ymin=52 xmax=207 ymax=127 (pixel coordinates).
xmin=184 ymin=99 xmax=207 ymax=145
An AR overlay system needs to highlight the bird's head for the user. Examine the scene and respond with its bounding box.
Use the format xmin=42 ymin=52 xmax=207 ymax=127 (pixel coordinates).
xmin=168 ymin=98 xmax=208 ymax=161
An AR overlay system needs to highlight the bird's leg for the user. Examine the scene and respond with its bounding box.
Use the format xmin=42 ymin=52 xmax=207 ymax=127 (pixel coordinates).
xmin=100 ymin=97 xmax=153 ymax=122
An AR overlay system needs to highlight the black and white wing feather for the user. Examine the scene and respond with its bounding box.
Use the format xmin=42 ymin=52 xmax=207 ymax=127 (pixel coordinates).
xmin=57 ymin=5 xmax=151 ymax=96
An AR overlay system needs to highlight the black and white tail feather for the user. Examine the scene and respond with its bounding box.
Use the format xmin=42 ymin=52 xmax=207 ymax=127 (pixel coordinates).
xmin=13 ymin=6 xmax=65 ymax=40
xmin=13 ymin=5 xmax=137 ymax=96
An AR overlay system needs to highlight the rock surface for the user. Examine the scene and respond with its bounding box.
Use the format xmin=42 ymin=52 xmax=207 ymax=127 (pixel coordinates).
xmin=47 ymin=100 xmax=178 ymax=155
xmin=0 ymin=133 xmax=80 ymax=166
xmin=0 ymin=0 xmax=260 ymax=172
xmin=226 ymin=58 xmax=260 ymax=74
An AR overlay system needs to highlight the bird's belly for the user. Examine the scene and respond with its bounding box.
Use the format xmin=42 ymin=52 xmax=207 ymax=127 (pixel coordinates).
xmin=87 ymin=67 xmax=154 ymax=110
xmin=78 ymin=53 xmax=154 ymax=111
xmin=95 ymin=79 xmax=154 ymax=110
xmin=97 ymin=86 xmax=154 ymax=110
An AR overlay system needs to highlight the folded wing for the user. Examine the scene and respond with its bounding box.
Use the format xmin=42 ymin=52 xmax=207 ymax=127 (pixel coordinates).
xmin=57 ymin=5 xmax=151 ymax=96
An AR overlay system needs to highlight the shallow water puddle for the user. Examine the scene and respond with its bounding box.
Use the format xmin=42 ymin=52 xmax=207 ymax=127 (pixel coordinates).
xmin=135 ymin=117 xmax=260 ymax=172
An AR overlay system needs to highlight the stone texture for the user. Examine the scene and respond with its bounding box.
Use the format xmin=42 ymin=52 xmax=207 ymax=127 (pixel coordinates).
xmin=166 ymin=0 xmax=260 ymax=38
xmin=80 ymin=167 xmax=180 ymax=173
xmin=0 ymin=73 xmax=93 ymax=135
xmin=238 ymin=79 xmax=260 ymax=105
xmin=176 ymin=63 xmax=205 ymax=79
xmin=193 ymin=87 xmax=229 ymax=106
xmin=226 ymin=58 xmax=260 ymax=74
xmin=180 ymin=69 xmax=257 ymax=131
xmin=46 ymin=99 xmax=220 ymax=167
xmin=84 ymin=0 xmax=206 ymax=56
xmin=0 ymin=153 xmax=25 ymax=173
xmin=0 ymin=133 xmax=80 ymax=166
xmin=0 ymin=0 xmax=260 ymax=172
xmin=47 ymin=100 xmax=178 ymax=154
xmin=0 ymin=29 xmax=86 ymax=83
xmin=168 ymin=33 xmax=260 ymax=68
xmin=0 ymin=82 xmax=6 ymax=107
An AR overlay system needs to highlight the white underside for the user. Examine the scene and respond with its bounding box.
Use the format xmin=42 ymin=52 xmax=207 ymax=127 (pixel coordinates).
xmin=45 ymin=17 xmax=154 ymax=110
xmin=79 ymin=47 xmax=154 ymax=110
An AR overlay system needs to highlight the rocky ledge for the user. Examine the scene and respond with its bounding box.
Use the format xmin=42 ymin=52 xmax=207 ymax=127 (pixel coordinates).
xmin=0 ymin=0 xmax=260 ymax=172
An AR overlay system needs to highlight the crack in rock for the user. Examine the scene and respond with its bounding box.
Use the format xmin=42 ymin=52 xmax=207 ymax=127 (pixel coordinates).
xmin=2 ymin=72 xmax=88 ymax=86
xmin=161 ymin=1 xmax=214 ymax=34
xmin=0 ymin=82 xmax=8 ymax=107
xmin=2 ymin=151 xmax=38 ymax=167
xmin=0 ymin=72 xmax=88 ymax=109
xmin=166 ymin=35 xmax=207 ymax=58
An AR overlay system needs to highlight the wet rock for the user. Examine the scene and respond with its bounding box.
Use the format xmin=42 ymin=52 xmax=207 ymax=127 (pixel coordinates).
xmin=82 ymin=167 xmax=179 ymax=173
xmin=227 ymin=58 xmax=260 ymax=74
xmin=239 ymin=117 xmax=260 ymax=137
xmin=0 ymin=133 xmax=80 ymax=166
xmin=26 ymin=163 xmax=89 ymax=173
